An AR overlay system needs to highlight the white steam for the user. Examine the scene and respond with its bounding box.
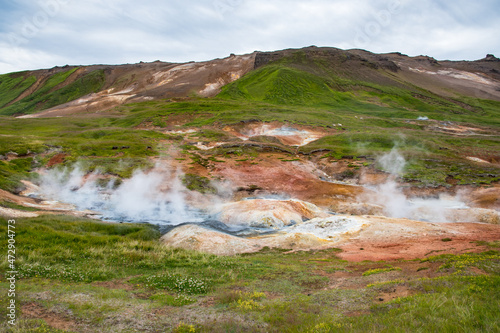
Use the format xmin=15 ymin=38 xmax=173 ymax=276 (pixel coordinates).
xmin=361 ymin=148 xmax=469 ymax=222
xmin=39 ymin=163 xmax=205 ymax=225
xmin=377 ymin=148 xmax=406 ymax=175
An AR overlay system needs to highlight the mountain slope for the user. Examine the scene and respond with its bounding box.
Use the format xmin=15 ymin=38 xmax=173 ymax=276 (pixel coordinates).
xmin=0 ymin=47 xmax=499 ymax=119
xmin=0 ymin=53 xmax=256 ymax=117
xmin=219 ymin=47 xmax=500 ymax=127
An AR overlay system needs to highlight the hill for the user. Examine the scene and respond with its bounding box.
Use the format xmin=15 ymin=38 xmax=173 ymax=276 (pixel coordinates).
xmin=1 ymin=47 xmax=499 ymax=119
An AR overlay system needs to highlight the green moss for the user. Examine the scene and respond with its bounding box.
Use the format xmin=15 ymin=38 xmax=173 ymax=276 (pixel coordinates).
xmin=362 ymin=267 xmax=402 ymax=276
xmin=182 ymin=173 xmax=216 ymax=194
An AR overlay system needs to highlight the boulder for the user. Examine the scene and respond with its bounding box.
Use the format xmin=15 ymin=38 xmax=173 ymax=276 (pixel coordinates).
xmin=214 ymin=199 xmax=327 ymax=229
xmin=286 ymin=216 xmax=366 ymax=241
xmin=160 ymin=224 xmax=261 ymax=255
xmin=445 ymin=208 xmax=500 ymax=224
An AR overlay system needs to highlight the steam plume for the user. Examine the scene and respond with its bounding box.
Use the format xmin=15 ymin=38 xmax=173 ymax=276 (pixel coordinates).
xmin=39 ymin=163 xmax=205 ymax=224
xmin=361 ymin=148 xmax=468 ymax=222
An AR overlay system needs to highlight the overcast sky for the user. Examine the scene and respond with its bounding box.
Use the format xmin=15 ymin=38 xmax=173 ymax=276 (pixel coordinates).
xmin=0 ymin=0 xmax=499 ymax=74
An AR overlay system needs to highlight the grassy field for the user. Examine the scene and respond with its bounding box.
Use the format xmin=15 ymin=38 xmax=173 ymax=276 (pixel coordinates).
xmin=0 ymin=216 xmax=499 ymax=332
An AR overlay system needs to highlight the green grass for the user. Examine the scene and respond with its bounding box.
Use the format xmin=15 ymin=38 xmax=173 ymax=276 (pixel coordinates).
xmin=0 ymin=200 xmax=39 ymax=212
xmin=218 ymin=59 xmax=500 ymax=128
xmin=0 ymin=216 xmax=499 ymax=332
xmin=0 ymin=215 xmax=238 ymax=285
xmin=0 ymin=72 xmax=37 ymax=108
xmin=0 ymin=68 xmax=78 ymax=115
xmin=182 ymin=173 xmax=216 ymax=194
xmin=37 ymin=69 xmax=106 ymax=112
xmin=0 ymin=69 xmax=106 ymax=116
xmin=341 ymin=275 xmax=500 ymax=332
xmin=0 ymin=158 xmax=34 ymax=193
xmin=0 ymin=115 xmax=170 ymax=188
xmin=219 ymin=65 xmax=355 ymax=106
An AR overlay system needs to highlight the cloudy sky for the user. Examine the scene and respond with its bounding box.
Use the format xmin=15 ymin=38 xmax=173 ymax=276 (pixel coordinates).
xmin=0 ymin=0 xmax=499 ymax=74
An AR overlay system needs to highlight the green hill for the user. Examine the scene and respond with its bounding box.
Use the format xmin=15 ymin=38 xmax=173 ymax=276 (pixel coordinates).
xmin=0 ymin=68 xmax=105 ymax=116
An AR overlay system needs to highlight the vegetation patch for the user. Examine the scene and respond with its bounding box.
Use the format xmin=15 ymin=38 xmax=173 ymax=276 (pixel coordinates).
xmin=0 ymin=216 xmax=499 ymax=332
xmin=0 ymin=158 xmax=34 ymax=193
xmin=182 ymin=173 xmax=216 ymax=194
xmin=362 ymin=267 xmax=402 ymax=276
xmin=134 ymin=273 xmax=210 ymax=294
xmin=0 ymin=69 xmax=107 ymax=116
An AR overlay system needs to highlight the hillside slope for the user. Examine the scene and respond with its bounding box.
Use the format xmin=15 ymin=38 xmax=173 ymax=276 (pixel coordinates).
xmin=220 ymin=47 xmax=500 ymax=127
xmin=1 ymin=47 xmax=499 ymax=119
xmin=0 ymin=53 xmax=256 ymax=117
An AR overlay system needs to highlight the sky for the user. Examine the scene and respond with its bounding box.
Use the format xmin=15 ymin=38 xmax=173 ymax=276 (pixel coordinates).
xmin=0 ymin=0 xmax=499 ymax=74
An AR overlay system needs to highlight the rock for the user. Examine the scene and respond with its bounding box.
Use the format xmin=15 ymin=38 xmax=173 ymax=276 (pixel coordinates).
xmin=466 ymin=156 xmax=490 ymax=164
xmin=254 ymin=232 xmax=330 ymax=250
xmin=160 ymin=215 xmax=368 ymax=255
xmin=286 ymin=216 xmax=366 ymax=241
xmin=484 ymin=54 xmax=499 ymax=61
xmin=331 ymin=202 xmax=384 ymax=216
xmin=214 ymin=199 xmax=327 ymax=229
xmin=160 ymin=224 xmax=260 ymax=255
xmin=445 ymin=208 xmax=500 ymax=224
xmin=160 ymin=223 xmax=333 ymax=255
xmin=6 ymin=152 xmax=18 ymax=159
xmin=466 ymin=186 xmax=500 ymax=210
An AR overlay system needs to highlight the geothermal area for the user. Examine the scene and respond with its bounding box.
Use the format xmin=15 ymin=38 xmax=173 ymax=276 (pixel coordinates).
xmin=1 ymin=47 xmax=500 ymax=263
xmin=1 ymin=46 xmax=500 ymax=331
xmin=3 ymin=122 xmax=499 ymax=261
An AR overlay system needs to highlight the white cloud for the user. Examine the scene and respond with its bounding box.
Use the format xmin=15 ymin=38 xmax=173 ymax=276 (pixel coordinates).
xmin=0 ymin=0 xmax=498 ymax=73
xmin=0 ymin=43 xmax=67 ymax=73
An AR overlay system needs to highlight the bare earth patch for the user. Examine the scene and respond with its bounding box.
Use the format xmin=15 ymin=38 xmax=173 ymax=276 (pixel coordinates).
xmin=21 ymin=302 xmax=77 ymax=331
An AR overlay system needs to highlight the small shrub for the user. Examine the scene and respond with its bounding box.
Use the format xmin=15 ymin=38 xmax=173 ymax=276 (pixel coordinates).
xmin=307 ymin=322 xmax=345 ymax=333
xmin=363 ymin=267 xmax=402 ymax=276
xmin=237 ymin=299 xmax=263 ymax=311
xmin=216 ymin=290 xmax=244 ymax=304
xmin=173 ymin=322 xmax=198 ymax=333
